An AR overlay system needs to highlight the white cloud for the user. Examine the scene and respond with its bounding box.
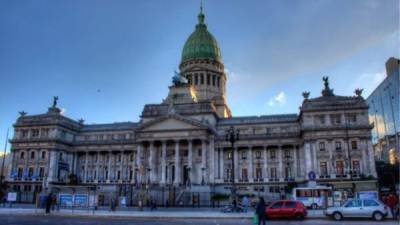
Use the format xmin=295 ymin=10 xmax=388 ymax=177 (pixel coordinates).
xmin=267 ymin=91 xmax=287 ymax=107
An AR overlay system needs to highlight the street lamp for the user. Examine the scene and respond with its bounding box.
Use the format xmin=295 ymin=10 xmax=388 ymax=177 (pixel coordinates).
xmin=201 ymin=167 xmax=205 ymax=185
xmin=225 ymin=126 xmax=239 ymax=208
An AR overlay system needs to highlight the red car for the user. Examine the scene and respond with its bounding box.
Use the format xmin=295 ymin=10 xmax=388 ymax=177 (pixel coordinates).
xmin=265 ymin=200 xmax=307 ymax=219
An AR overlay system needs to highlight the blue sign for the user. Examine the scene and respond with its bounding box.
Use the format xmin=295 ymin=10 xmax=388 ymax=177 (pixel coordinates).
xmin=308 ymin=171 xmax=316 ymax=181
xmin=74 ymin=194 xmax=88 ymax=207
xmin=59 ymin=194 xmax=73 ymax=207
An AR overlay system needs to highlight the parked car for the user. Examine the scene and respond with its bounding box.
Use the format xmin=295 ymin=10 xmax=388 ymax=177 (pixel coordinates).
xmin=265 ymin=200 xmax=307 ymax=219
xmin=325 ymin=199 xmax=389 ymax=221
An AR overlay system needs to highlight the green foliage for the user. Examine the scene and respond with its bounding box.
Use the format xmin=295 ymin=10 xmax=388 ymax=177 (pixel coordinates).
xmin=211 ymin=193 xmax=229 ymax=201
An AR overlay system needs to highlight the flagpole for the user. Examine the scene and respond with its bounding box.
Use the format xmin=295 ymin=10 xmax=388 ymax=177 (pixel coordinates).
xmin=0 ymin=128 xmax=9 ymax=185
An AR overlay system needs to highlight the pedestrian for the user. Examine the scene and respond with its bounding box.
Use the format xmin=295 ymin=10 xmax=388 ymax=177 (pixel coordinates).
xmin=110 ymin=198 xmax=116 ymax=212
xmin=150 ymin=199 xmax=157 ymax=211
xmin=51 ymin=194 xmax=57 ymax=211
xmin=232 ymin=198 xmax=237 ymax=212
xmin=45 ymin=194 xmax=52 ymax=214
xmin=256 ymin=197 xmax=266 ymax=225
xmin=387 ymin=193 xmax=398 ymax=219
xmin=242 ymin=196 xmax=249 ymax=213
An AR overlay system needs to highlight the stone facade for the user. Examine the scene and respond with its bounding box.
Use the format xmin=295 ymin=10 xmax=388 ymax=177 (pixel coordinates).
xmin=7 ymin=7 xmax=377 ymax=205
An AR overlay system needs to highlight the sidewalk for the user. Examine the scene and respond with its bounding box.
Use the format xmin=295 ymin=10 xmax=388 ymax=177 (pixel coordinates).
xmin=0 ymin=206 xmax=327 ymax=219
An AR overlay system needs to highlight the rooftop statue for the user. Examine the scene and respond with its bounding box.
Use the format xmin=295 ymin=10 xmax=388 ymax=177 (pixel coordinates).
xmin=354 ymin=88 xmax=363 ymax=97
xmin=321 ymin=76 xmax=334 ymax=97
xmin=52 ymin=96 xmax=59 ymax=108
xmin=302 ymin=91 xmax=310 ymax=100
xmin=172 ymin=71 xmax=188 ymax=87
xmin=18 ymin=111 xmax=27 ymax=117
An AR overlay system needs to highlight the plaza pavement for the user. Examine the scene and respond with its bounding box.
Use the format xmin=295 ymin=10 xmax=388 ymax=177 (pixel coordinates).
xmin=0 ymin=205 xmax=325 ymax=219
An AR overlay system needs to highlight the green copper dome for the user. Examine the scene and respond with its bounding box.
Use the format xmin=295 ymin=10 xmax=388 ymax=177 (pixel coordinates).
xmin=181 ymin=8 xmax=222 ymax=63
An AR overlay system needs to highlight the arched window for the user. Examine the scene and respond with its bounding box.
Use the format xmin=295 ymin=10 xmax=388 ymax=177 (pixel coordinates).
xmin=20 ymin=151 xmax=25 ymax=159
xmin=41 ymin=151 xmax=46 ymax=159
xmin=30 ymin=151 xmax=35 ymax=159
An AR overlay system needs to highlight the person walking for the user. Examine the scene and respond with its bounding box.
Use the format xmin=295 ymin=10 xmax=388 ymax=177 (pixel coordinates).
xmin=45 ymin=194 xmax=52 ymax=214
xmin=242 ymin=196 xmax=249 ymax=213
xmin=256 ymin=197 xmax=266 ymax=225
xmin=387 ymin=193 xmax=398 ymax=220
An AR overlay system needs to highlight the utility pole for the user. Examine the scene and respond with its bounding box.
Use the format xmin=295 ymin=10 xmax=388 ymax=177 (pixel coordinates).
xmin=225 ymin=126 xmax=239 ymax=210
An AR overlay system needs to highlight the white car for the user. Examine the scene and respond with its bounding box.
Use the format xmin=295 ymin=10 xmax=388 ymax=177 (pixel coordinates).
xmin=325 ymin=199 xmax=389 ymax=221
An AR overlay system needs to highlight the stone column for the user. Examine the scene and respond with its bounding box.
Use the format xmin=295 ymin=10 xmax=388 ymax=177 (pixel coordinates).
xmin=136 ymin=143 xmax=142 ymax=183
xmin=248 ymin=146 xmax=253 ymax=182
xmin=293 ymin=146 xmax=297 ymax=179
xmin=83 ymin=151 xmax=89 ymax=183
xmin=149 ymin=141 xmax=156 ymax=183
xmin=304 ymin=143 xmax=312 ymax=179
xmin=160 ymin=141 xmax=167 ymax=185
xmin=119 ymin=151 xmax=124 ymax=181
xmin=278 ymin=146 xmax=283 ymax=181
xmin=187 ymin=139 xmax=193 ymax=184
xmin=367 ymin=140 xmax=377 ymax=177
xmin=47 ymin=150 xmax=58 ymax=182
xmin=201 ymin=139 xmax=207 ymax=184
xmin=233 ymin=146 xmax=239 ymax=182
xmin=361 ymin=139 xmax=368 ymax=174
xmin=95 ymin=152 xmax=100 ymax=182
xmin=312 ymin=142 xmax=318 ymax=176
xmin=329 ymin=141 xmax=335 ymax=177
xmin=209 ymin=137 xmax=215 ymax=183
xmin=174 ymin=140 xmax=181 ymax=185
xmin=219 ymin=148 xmax=224 ymax=181
xmin=107 ymin=151 xmax=112 ymax=183
xmin=263 ymin=146 xmax=268 ymax=181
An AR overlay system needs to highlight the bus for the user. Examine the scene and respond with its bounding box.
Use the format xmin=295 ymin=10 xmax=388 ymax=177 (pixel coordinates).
xmin=292 ymin=186 xmax=333 ymax=209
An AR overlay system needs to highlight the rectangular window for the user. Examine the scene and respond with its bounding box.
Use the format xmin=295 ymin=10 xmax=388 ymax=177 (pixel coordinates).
xmin=256 ymin=168 xmax=262 ymax=179
xmin=335 ymin=141 xmax=342 ymax=151
xmin=41 ymin=151 xmax=46 ymax=159
xmin=28 ymin=168 xmax=34 ymax=177
xmin=351 ymin=141 xmax=358 ymax=150
xmin=17 ymin=168 xmax=23 ymax=178
xmin=352 ymin=160 xmax=360 ymax=175
xmin=242 ymin=168 xmax=248 ymax=180
xmin=200 ymin=74 xmax=204 ymax=84
xmin=241 ymin=151 xmax=247 ymax=160
xmin=212 ymin=75 xmax=216 ymax=86
xmin=207 ymin=74 xmax=210 ymax=85
xmin=195 ymin=74 xmax=198 ymax=85
xmin=331 ymin=115 xmax=341 ymax=124
xmin=320 ymin=162 xmax=328 ymax=176
xmin=284 ymin=150 xmax=291 ymax=159
xmin=285 ymin=167 xmax=291 ymax=178
xmin=39 ymin=167 xmax=45 ymax=177
xmin=336 ymin=161 xmax=344 ymax=175
xmin=270 ymin=167 xmax=277 ymax=179
xmin=31 ymin=129 xmax=39 ymax=138
xmin=348 ymin=114 xmax=357 ymax=123
xmin=198 ymin=149 xmax=202 ymax=157
xmin=270 ymin=150 xmax=276 ymax=159
xmin=226 ymin=168 xmax=232 ymax=180
xmin=256 ymin=151 xmax=261 ymax=159
xmin=319 ymin=142 xmax=326 ymax=151
xmin=217 ymin=77 xmax=220 ymax=87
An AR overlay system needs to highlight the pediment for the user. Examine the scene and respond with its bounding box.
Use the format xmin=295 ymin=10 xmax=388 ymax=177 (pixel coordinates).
xmin=138 ymin=115 xmax=210 ymax=132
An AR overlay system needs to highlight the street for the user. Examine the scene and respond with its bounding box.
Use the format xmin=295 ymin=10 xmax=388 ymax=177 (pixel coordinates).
xmin=0 ymin=215 xmax=398 ymax=225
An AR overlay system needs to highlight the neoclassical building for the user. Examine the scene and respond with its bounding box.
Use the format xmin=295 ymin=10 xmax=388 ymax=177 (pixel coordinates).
xmin=8 ymin=7 xmax=377 ymax=206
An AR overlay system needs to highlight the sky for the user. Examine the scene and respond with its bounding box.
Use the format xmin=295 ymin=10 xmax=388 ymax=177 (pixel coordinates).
xmin=0 ymin=0 xmax=399 ymax=152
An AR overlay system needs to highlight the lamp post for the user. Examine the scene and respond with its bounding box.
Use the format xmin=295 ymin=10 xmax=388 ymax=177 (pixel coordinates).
xmin=201 ymin=167 xmax=205 ymax=185
xmin=225 ymin=126 xmax=239 ymax=208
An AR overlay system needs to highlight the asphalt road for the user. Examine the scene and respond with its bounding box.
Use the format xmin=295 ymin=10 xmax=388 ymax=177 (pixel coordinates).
xmin=0 ymin=215 xmax=398 ymax=225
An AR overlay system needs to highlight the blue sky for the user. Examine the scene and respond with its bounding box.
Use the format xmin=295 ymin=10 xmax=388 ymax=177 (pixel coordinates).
xmin=0 ymin=0 xmax=399 ymax=152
